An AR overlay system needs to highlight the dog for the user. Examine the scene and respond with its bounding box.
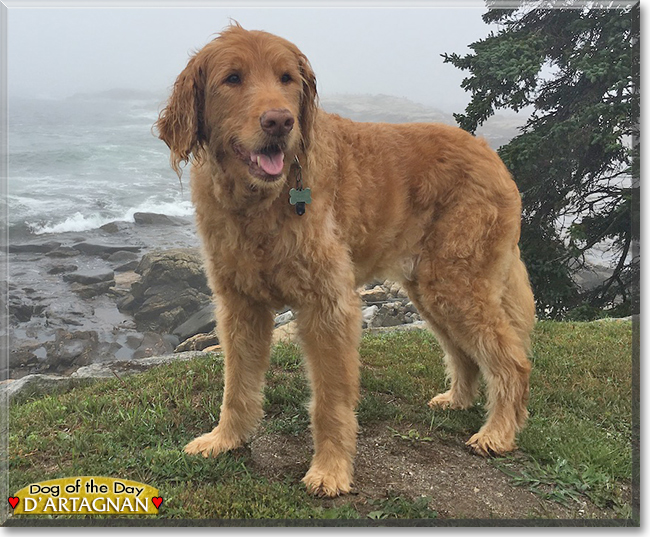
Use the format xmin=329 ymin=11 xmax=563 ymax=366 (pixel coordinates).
xmin=155 ymin=23 xmax=536 ymax=498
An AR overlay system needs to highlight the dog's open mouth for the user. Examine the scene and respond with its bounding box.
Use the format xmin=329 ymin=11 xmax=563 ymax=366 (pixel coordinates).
xmin=233 ymin=143 xmax=286 ymax=182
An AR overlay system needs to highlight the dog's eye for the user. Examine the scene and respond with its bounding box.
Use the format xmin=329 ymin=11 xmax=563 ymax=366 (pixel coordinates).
xmin=224 ymin=73 xmax=242 ymax=85
xmin=280 ymin=73 xmax=292 ymax=84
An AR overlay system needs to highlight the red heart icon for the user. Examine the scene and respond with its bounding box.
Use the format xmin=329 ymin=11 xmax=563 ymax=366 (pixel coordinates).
xmin=152 ymin=497 xmax=163 ymax=509
xmin=8 ymin=497 xmax=19 ymax=509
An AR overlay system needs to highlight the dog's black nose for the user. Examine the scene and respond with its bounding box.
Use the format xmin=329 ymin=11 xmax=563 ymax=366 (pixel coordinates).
xmin=260 ymin=109 xmax=295 ymax=137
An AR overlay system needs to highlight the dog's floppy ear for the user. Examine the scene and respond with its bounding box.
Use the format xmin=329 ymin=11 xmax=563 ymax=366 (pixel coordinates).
xmin=155 ymin=55 xmax=206 ymax=177
xmin=298 ymin=54 xmax=318 ymax=151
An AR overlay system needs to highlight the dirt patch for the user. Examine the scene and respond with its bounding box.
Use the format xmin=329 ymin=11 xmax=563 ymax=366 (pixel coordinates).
xmin=248 ymin=424 xmax=618 ymax=520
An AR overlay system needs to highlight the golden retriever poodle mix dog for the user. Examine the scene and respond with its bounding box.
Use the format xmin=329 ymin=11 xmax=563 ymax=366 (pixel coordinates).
xmin=156 ymin=24 xmax=536 ymax=497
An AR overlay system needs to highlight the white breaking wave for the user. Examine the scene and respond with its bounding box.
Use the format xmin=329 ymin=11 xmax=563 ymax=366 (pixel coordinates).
xmin=29 ymin=199 xmax=195 ymax=235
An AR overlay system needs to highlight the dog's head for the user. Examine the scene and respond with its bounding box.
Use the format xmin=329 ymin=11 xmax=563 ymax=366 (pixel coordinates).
xmin=155 ymin=24 xmax=318 ymax=190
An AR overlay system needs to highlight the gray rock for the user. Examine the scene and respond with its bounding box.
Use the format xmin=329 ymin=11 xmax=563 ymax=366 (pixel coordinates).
xmin=9 ymin=241 xmax=61 ymax=253
xmin=132 ymin=331 xmax=176 ymax=359
xmin=70 ymin=362 xmax=116 ymax=379
xmin=274 ymin=310 xmax=294 ymax=327
xmin=63 ymin=270 xmax=115 ymax=285
xmin=172 ymin=303 xmax=216 ymax=342
xmin=99 ymin=221 xmax=132 ymax=234
xmin=107 ymin=250 xmax=140 ymax=263
xmin=1 ymin=374 xmax=80 ymax=401
xmin=3 ymin=351 xmax=215 ymax=400
xmin=133 ymin=212 xmax=181 ymax=226
xmin=72 ymin=351 xmax=212 ymax=379
xmin=373 ymin=302 xmax=410 ymax=327
xmin=362 ymin=305 xmax=379 ymax=328
xmin=44 ymin=329 xmax=99 ymax=370
xmin=44 ymin=298 xmax=94 ymax=327
xmin=47 ymin=263 xmax=78 ymax=275
xmin=117 ymin=294 xmax=137 ymax=311
xmin=46 ymin=246 xmax=80 ymax=258
xmin=69 ymin=281 xmax=114 ymax=299
xmin=10 ymin=303 xmax=35 ymax=323
xmin=367 ymin=320 xmax=428 ymax=334
xmin=72 ymin=242 xmax=142 ymax=257
xmin=119 ymin=249 xmax=212 ymax=333
xmin=135 ymin=248 xmax=209 ymax=292
xmin=135 ymin=286 xmax=207 ymax=322
xmin=114 ymin=260 xmax=139 ymax=272
xmin=10 ymin=341 xmax=44 ymax=369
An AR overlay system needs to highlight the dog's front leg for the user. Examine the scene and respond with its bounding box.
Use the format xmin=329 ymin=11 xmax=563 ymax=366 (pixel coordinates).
xmin=185 ymin=294 xmax=274 ymax=457
xmin=297 ymin=288 xmax=362 ymax=497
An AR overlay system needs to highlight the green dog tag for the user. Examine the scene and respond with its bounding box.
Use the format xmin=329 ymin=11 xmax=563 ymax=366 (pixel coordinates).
xmin=289 ymin=188 xmax=312 ymax=205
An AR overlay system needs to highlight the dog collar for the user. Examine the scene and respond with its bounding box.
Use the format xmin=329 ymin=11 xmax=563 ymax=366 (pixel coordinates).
xmin=289 ymin=156 xmax=311 ymax=216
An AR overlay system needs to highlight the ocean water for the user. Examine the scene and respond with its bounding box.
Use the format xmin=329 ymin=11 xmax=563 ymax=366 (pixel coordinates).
xmin=7 ymin=92 xmax=194 ymax=240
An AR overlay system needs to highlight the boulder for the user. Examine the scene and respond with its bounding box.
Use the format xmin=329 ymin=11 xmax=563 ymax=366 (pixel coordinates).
xmin=135 ymin=248 xmax=209 ymax=292
xmin=175 ymin=329 xmax=220 ymax=352
xmin=172 ymin=303 xmax=216 ymax=342
xmin=360 ymin=285 xmax=388 ymax=303
xmin=373 ymin=301 xmax=415 ymax=327
xmin=118 ymin=248 xmax=212 ymax=334
xmin=362 ymin=305 xmax=379 ymax=328
xmin=43 ymin=329 xmax=100 ymax=370
xmin=69 ymin=281 xmax=114 ymax=299
xmin=133 ymin=212 xmax=181 ymax=226
xmin=63 ymin=270 xmax=115 ymax=285
xmin=132 ymin=331 xmax=176 ymax=359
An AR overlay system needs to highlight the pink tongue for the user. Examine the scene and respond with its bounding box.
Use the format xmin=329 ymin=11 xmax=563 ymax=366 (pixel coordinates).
xmin=252 ymin=151 xmax=285 ymax=176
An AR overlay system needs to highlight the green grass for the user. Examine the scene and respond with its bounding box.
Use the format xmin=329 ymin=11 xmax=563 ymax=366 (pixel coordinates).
xmin=8 ymin=321 xmax=634 ymax=521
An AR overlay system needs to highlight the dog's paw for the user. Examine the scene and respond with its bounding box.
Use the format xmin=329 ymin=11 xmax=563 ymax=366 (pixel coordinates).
xmin=302 ymin=465 xmax=352 ymax=498
xmin=428 ymin=390 xmax=472 ymax=410
xmin=466 ymin=431 xmax=516 ymax=457
xmin=184 ymin=430 xmax=242 ymax=458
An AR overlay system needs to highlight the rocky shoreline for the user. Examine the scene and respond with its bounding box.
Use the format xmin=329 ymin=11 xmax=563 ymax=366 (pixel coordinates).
xmin=4 ymin=210 xmax=621 ymax=402
xmin=5 ymin=212 xmax=424 ymax=388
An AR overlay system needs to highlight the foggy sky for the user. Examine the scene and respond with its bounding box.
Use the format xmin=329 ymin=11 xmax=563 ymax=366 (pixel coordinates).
xmin=7 ymin=5 xmax=494 ymax=112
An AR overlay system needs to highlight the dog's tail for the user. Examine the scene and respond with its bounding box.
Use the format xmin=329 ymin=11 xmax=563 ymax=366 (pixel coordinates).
xmin=502 ymin=249 xmax=536 ymax=356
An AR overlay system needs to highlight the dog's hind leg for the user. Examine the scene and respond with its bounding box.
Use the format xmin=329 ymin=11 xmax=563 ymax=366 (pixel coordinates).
xmin=410 ymin=261 xmax=532 ymax=456
xmin=429 ymin=343 xmax=480 ymax=411
xmin=185 ymin=294 xmax=274 ymax=457
xmin=406 ymin=195 xmax=533 ymax=455
xmin=404 ymin=283 xmax=480 ymax=410
xmin=297 ymin=285 xmax=362 ymax=497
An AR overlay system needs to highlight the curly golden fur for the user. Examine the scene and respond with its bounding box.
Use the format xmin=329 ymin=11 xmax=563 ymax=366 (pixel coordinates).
xmin=156 ymin=24 xmax=536 ymax=497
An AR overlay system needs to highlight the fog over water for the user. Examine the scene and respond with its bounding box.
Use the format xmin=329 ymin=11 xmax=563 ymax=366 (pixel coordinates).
xmin=8 ymin=5 xmax=493 ymax=111
xmin=6 ymin=4 xmax=533 ymax=239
